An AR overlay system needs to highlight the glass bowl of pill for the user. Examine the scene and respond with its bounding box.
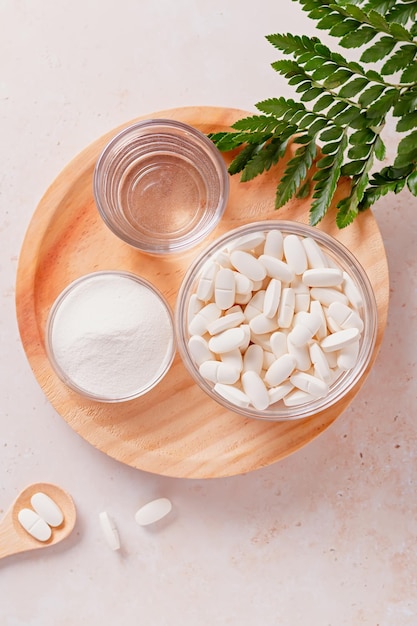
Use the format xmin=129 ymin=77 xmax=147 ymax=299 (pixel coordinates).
xmin=93 ymin=119 xmax=229 ymax=255
xmin=175 ymin=220 xmax=377 ymax=421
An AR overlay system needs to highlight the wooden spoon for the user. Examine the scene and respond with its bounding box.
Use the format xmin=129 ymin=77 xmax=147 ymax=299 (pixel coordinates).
xmin=0 ymin=482 xmax=76 ymax=559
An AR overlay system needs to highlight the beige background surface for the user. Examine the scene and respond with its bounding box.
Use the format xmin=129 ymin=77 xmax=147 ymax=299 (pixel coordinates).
xmin=1 ymin=1 xmax=416 ymax=625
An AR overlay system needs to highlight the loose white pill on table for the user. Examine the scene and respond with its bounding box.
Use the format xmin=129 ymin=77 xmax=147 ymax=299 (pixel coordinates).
xmin=242 ymin=343 xmax=264 ymax=375
xmin=208 ymin=327 xmax=246 ymax=353
xmin=215 ymin=268 xmax=236 ymax=310
xmin=277 ymin=287 xmax=295 ymax=328
xmin=264 ymin=353 xmax=296 ymax=387
xmin=199 ymin=360 xmax=240 ymax=384
xmin=327 ymin=301 xmax=364 ymax=333
xmin=258 ymin=255 xmax=294 ymax=283
xmin=187 ymin=335 xmax=214 ymax=366
xmin=233 ymin=271 xmax=253 ymax=296
xmin=290 ymin=372 xmax=329 ymax=398
xmin=342 ymin=271 xmax=363 ymax=309
xmin=206 ymin=311 xmax=245 ymax=335
xmin=287 ymin=337 xmax=311 ymax=371
xmin=135 ymin=498 xmax=172 ymax=526
xmin=196 ymin=261 xmax=218 ymax=302
xmin=302 ymin=268 xmax=344 ymax=288
xmin=268 ymin=382 xmax=294 ymax=405
xmin=302 ymin=237 xmax=328 ymax=269
xmin=99 ymin=512 xmax=120 ymax=551
xmin=188 ymin=302 xmax=222 ymax=335
xmin=320 ymin=327 xmax=360 ymax=352
xmin=283 ymin=389 xmax=316 ymax=407
xmin=310 ymin=287 xmax=349 ymax=307
xmin=263 ymin=278 xmax=282 ymax=318
xmin=242 ymin=370 xmax=270 ymax=410
xmin=270 ymin=331 xmax=288 ymax=358
xmin=18 ymin=508 xmax=52 ymax=542
xmin=230 ymin=250 xmax=267 ymax=282
xmin=30 ymin=492 xmax=64 ymax=527
xmin=283 ymin=234 xmax=308 ymax=275
xmin=214 ymin=383 xmax=251 ymax=408
xmin=337 ymin=340 xmax=360 ymax=370
xmin=264 ymin=229 xmax=283 ymax=259
xmin=249 ymin=313 xmax=279 ymax=335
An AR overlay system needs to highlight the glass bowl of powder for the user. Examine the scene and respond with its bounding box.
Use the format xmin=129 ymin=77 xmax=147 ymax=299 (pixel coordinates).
xmin=45 ymin=271 xmax=175 ymax=402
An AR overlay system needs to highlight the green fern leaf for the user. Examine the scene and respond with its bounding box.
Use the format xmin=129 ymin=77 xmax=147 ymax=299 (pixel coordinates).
xmin=396 ymin=110 xmax=417 ymax=131
xmin=386 ymin=2 xmax=417 ymax=26
xmin=240 ymin=139 xmax=288 ymax=182
xmin=275 ymin=136 xmax=317 ymax=208
xmin=381 ymin=44 xmax=416 ymax=75
xmin=360 ymin=36 xmax=396 ymax=62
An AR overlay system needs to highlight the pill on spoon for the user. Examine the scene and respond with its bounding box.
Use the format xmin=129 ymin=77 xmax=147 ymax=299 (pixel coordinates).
xmin=135 ymin=498 xmax=172 ymax=526
xmin=31 ymin=492 xmax=64 ymax=527
xmin=18 ymin=508 xmax=52 ymax=542
xmin=99 ymin=512 xmax=120 ymax=551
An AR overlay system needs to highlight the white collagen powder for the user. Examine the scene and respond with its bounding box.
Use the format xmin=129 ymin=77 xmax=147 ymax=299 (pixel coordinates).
xmin=48 ymin=272 xmax=174 ymax=400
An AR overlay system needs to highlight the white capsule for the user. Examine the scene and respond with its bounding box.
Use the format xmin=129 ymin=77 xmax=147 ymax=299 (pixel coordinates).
xmin=270 ymin=331 xmax=288 ymax=358
xmin=241 ymin=370 xmax=270 ymax=410
xmin=263 ymin=278 xmax=282 ymax=318
xmin=135 ymin=498 xmax=172 ymax=526
xmin=302 ymin=268 xmax=343 ymax=287
xmin=320 ymin=327 xmax=360 ymax=352
xmin=220 ymin=349 xmax=243 ymax=372
xmin=188 ymin=302 xmax=222 ymax=335
xmin=18 ymin=508 xmax=52 ymax=542
xmin=196 ymin=261 xmax=218 ymax=301
xmin=337 ymin=340 xmax=360 ymax=370
xmin=230 ymin=250 xmax=267 ymax=282
xmin=327 ymin=301 xmax=364 ymax=333
xmin=207 ymin=311 xmax=245 ymax=335
xmin=309 ymin=342 xmax=332 ymax=382
xmin=214 ymin=383 xmax=251 ymax=408
xmin=264 ymin=229 xmax=284 ymax=259
xmin=283 ymin=234 xmax=308 ymax=275
xmin=283 ymin=389 xmax=316 ymax=407
xmin=233 ymin=271 xmax=253 ymax=295
xmin=342 ymin=271 xmax=363 ymax=309
xmin=264 ymin=353 xmax=296 ymax=387
xmin=249 ymin=313 xmax=279 ymax=335
xmin=277 ymin=287 xmax=295 ymax=328
xmin=208 ymin=327 xmax=247 ymax=353
xmin=228 ymin=231 xmax=266 ymax=252
xmin=290 ymin=371 xmax=329 ymax=398
xmin=302 ymin=237 xmax=328 ymax=269
xmin=309 ymin=300 xmax=328 ymax=340
xmin=258 ymin=254 xmax=294 ymax=282
xmin=310 ymin=287 xmax=349 ymax=307
xmin=242 ymin=343 xmax=264 ymax=375
xmin=287 ymin=337 xmax=311 ymax=371
xmin=30 ymin=492 xmax=64 ymax=527
xmin=267 ymin=382 xmax=294 ymax=405
xmin=187 ymin=335 xmax=214 ymax=366
xmin=215 ymin=268 xmax=236 ymax=310
xmin=199 ymin=360 xmax=240 ymax=384
xmin=99 ymin=512 xmax=120 ymax=551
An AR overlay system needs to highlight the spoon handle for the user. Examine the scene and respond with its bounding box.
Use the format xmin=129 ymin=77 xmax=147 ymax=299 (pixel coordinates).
xmin=0 ymin=513 xmax=24 ymax=559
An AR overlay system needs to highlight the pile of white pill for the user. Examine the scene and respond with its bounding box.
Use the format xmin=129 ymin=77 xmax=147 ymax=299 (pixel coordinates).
xmin=185 ymin=228 xmax=365 ymax=411
xmin=18 ymin=492 xmax=64 ymax=541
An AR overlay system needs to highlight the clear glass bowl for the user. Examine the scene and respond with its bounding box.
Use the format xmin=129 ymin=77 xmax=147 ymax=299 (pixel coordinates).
xmin=45 ymin=271 xmax=175 ymax=402
xmin=93 ymin=119 xmax=229 ymax=255
xmin=175 ymin=221 xmax=377 ymax=421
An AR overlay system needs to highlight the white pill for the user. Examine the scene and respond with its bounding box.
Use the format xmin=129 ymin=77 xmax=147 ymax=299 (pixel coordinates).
xmin=249 ymin=313 xmax=279 ymax=335
xmin=320 ymin=327 xmax=360 ymax=352
xmin=99 ymin=512 xmax=120 ymax=551
xmin=283 ymin=234 xmax=308 ymax=275
xmin=325 ymin=313 xmax=342 ymax=334
xmin=135 ymin=498 xmax=172 ymax=526
xmin=287 ymin=337 xmax=311 ymax=371
xmin=342 ymin=271 xmax=363 ymax=309
xmin=277 ymin=287 xmax=295 ymax=328
xmin=258 ymin=255 xmax=294 ymax=282
xmin=208 ymin=327 xmax=246 ymax=353
xmin=188 ymin=302 xmax=222 ymax=335
xmin=214 ymin=268 xmax=236 ymax=310
xmin=310 ymin=287 xmax=349 ymax=307
xmin=233 ymin=271 xmax=253 ymax=295
xmin=287 ymin=312 xmax=322 ymax=347
xmin=302 ymin=268 xmax=343 ymax=287
xmin=309 ymin=342 xmax=332 ymax=382
xmin=267 ymin=382 xmax=294 ymax=405
xmin=187 ymin=293 xmax=204 ymax=326
xmin=228 ymin=231 xmax=266 ymax=252
xmin=264 ymin=353 xmax=296 ymax=387
xmin=214 ymin=383 xmax=251 ymax=408
xmin=207 ymin=311 xmax=245 ymax=335
xmin=244 ymin=290 xmax=266 ymax=321
xmin=187 ymin=335 xmax=213 ymax=366
xmin=262 ymin=350 xmax=276 ymax=370
xmin=242 ymin=343 xmax=264 ymax=375
xmin=302 ymin=237 xmax=328 ymax=269
xmin=264 ymin=229 xmax=284 ymax=259
xmin=327 ymin=301 xmax=364 ymax=333
xmin=263 ymin=278 xmax=282 ymax=318
xmin=226 ymin=304 xmax=244 ymax=315
xmin=235 ymin=291 xmax=252 ymax=305
xmin=270 ymin=331 xmax=288 ymax=358
xmin=309 ymin=300 xmax=328 ymax=340
xmin=196 ymin=261 xmax=218 ymax=301
xmin=199 ymin=360 xmax=240 ymax=384
xmin=292 ymin=277 xmax=310 ymax=313
xmin=238 ymin=324 xmax=251 ymax=352
xmin=31 ymin=492 xmax=64 ymax=527
xmin=18 ymin=508 xmax=52 ymax=542
xmin=230 ymin=250 xmax=267 ymax=282
xmin=324 ymin=349 xmax=338 ymax=368
xmin=283 ymin=389 xmax=316 ymax=407
xmin=242 ymin=371 xmax=270 ymax=410
xmin=250 ymin=331 xmax=274 ymax=351
xmin=214 ymin=250 xmax=233 ymax=269
xmin=337 ymin=340 xmax=360 ymax=370
xmin=220 ymin=348 xmax=243 ymax=370
xmin=290 ymin=371 xmax=329 ymax=398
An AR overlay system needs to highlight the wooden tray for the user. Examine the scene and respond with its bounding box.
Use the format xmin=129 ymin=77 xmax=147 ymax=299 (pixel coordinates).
xmin=15 ymin=106 xmax=389 ymax=478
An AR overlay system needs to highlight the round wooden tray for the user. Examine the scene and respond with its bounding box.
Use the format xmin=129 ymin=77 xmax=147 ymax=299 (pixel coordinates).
xmin=16 ymin=106 xmax=389 ymax=478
